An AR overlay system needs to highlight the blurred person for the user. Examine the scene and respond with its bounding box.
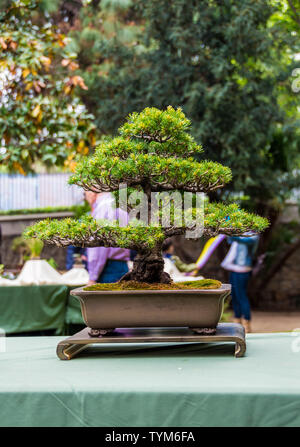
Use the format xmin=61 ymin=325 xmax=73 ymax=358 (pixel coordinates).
xmin=85 ymin=191 xmax=130 ymax=285
xmin=66 ymin=246 xmax=87 ymax=270
xmin=221 ymin=233 xmax=259 ymax=333
xmin=162 ymin=238 xmax=204 ymax=282
xmin=162 ymin=239 xmax=198 ymax=273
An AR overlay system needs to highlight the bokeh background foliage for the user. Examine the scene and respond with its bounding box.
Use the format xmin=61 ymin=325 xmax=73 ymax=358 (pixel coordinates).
xmin=1 ymin=0 xmax=298 ymax=207
xmin=0 ymin=0 xmax=299 ymax=289
xmin=0 ymin=0 xmax=96 ymax=173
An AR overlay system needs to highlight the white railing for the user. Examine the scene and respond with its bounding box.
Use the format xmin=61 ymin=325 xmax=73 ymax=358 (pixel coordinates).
xmin=0 ymin=173 xmax=83 ymax=211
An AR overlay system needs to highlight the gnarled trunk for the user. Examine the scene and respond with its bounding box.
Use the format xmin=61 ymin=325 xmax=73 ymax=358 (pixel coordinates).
xmin=120 ymin=247 xmax=172 ymax=284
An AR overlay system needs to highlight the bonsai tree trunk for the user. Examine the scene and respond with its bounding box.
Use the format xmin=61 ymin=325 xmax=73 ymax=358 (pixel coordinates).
xmin=121 ymin=246 xmax=172 ymax=284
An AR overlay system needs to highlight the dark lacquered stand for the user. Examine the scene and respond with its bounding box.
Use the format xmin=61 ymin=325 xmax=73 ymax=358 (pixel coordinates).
xmin=57 ymin=323 xmax=246 ymax=360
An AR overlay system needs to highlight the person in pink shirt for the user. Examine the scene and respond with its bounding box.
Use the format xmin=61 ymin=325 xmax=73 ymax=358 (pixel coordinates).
xmin=85 ymin=191 xmax=130 ymax=286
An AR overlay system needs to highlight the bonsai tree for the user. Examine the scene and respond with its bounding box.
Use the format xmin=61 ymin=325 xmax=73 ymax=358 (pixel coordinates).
xmin=25 ymin=107 xmax=268 ymax=284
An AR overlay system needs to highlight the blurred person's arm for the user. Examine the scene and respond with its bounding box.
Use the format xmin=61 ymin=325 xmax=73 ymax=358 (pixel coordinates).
xmin=80 ymin=247 xmax=87 ymax=262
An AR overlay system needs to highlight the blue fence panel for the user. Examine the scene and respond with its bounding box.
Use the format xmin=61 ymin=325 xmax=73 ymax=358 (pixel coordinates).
xmin=0 ymin=173 xmax=83 ymax=211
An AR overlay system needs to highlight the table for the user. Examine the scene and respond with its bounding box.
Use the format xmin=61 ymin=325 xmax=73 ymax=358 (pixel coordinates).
xmin=0 ymin=285 xmax=85 ymax=335
xmin=0 ymin=285 xmax=69 ymax=335
xmin=1 ymin=333 xmax=300 ymax=427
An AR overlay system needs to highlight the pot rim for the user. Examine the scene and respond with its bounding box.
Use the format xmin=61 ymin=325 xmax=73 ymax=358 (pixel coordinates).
xmin=70 ymin=283 xmax=231 ymax=296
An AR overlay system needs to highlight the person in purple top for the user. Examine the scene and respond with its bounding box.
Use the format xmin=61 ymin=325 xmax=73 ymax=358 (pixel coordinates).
xmin=85 ymin=191 xmax=130 ymax=286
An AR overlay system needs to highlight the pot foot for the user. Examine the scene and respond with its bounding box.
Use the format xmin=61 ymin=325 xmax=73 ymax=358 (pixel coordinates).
xmin=88 ymin=328 xmax=115 ymax=337
xmin=190 ymin=327 xmax=217 ymax=335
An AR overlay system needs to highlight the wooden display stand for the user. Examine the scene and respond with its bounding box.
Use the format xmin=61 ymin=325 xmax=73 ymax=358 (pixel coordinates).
xmin=57 ymin=322 xmax=246 ymax=360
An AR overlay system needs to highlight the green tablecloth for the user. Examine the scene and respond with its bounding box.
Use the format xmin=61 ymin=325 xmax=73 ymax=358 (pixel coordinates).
xmin=0 ymin=333 xmax=300 ymax=427
xmin=0 ymin=286 xmax=69 ymax=335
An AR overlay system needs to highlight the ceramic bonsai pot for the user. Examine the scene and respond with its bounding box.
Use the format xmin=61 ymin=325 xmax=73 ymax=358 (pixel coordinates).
xmin=70 ymin=284 xmax=231 ymax=336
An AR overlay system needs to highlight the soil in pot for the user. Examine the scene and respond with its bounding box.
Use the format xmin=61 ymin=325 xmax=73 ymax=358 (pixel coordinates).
xmin=84 ymin=278 xmax=222 ymax=291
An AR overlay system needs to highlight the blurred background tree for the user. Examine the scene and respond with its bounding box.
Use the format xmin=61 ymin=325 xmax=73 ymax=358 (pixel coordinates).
xmin=0 ymin=0 xmax=97 ymax=173
xmin=0 ymin=0 xmax=299 ymax=297
xmin=30 ymin=0 xmax=299 ymax=214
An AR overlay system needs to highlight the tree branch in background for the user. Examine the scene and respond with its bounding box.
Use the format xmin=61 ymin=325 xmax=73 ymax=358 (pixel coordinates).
xmin=287 ymin=0 xmax=300 ymax=28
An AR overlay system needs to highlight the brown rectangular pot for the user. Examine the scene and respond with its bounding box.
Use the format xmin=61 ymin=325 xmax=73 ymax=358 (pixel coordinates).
xmin=70 ymin=284 xmax=231 ymax=334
